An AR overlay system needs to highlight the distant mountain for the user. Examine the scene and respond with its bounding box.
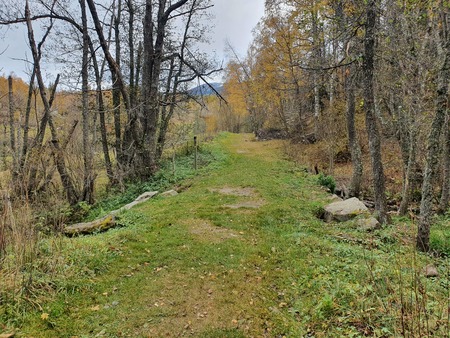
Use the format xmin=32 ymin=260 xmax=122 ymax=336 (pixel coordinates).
xmin=188 ymin=82 xmax=224 ymax=96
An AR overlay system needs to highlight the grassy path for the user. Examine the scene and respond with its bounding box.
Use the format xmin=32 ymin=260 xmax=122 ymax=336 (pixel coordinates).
xmin=18 ymin=133 xmax=449 ymax=337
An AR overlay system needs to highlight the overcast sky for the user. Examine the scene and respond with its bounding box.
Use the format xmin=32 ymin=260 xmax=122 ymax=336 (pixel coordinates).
xmin=208 ymin=0 xmax=265 ymax=61
xmin=0 ymin=0 xmax=265 ymax=82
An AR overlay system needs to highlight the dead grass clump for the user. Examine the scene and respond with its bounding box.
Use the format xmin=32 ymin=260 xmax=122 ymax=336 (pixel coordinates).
xmin=209 ymin=186 xmax=257 ymax=197
xmin=285 ymin=137 xmax=406 ymax=201
xmin=184 ymin=219 xmax=239 ymax=243
xmin=0 ymin=187 xmax=72 ymax=327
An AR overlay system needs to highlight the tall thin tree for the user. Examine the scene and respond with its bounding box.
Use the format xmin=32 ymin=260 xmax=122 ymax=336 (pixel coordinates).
xmin=417 ymin=7 xmax=450 ymax=252
xmin=362 ymin=0 xmax=389 ymax=224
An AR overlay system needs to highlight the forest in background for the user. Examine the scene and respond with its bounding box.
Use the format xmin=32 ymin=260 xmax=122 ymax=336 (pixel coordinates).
xmin=210 ymin=0 xmax=450 ymax=252
xmin=0 ymin=0 xmax=448 ymax=272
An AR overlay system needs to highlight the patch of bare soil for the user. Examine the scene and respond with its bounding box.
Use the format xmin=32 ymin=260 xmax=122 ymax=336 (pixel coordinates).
xmin=184 ymin=219 xmax=239 ymax=243
xmin=209 ymin=186 xmax=257 ymax=197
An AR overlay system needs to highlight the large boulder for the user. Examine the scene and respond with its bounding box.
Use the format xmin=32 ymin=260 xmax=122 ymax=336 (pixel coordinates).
xmin=324 ymin=197 xmax=369 ymax=222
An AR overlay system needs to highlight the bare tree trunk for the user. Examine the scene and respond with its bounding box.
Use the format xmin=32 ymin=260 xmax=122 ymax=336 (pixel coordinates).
xmin=438 ymin=111 xmax=450 ymax=213
xmin=156 ymin=0 xmax=197 ymax=161
xmin=417 ymin=10 xmax=450 ymax=252
xmin=112 ymin=0 xmax=123 ymax=165
xmin=337 ymin=0 xmax=363 ymax=198
xmin=18 ymin=71 xmax=35 ymax=178
xmin=87 ymin=0 xmax=136 ymax=179
xmin=27 ymin=75 xmax=59 ymax=194
xmin=363 ymin=0 xmax=389 ymax=224
xmin=393 ymin=94 xmax=413 ymax=215
xmin=127 ymin=0 xmax=137 ymax=109
xmin=97 ymin=87 xmax=114 ymax=181
xmin=8 ymin=76 xmax=17 ymax=178
xmin=25 ymin=1 xmax=78 ymax=205
xmin=86 ymin=24 xmax=114 ymax=183
xmin=86 ymin=0 xmax=130 ymax=112
xmin=399 ymin=128 xmax=417 ymax=215
xmin=397 ymin=5 xmax=431 ymax=216
xmin=346 ymin=66 xmax=363 ymax=198
xmin=140 ymin=0 xmax=189 ymax=178
xmin=80 ymin=0 xmax=94 ymax=204
xmin=312 ymin=4 xmax=321 ymax=139
xmin=156 ymin=57 xmax=176 ymax=160
xmin=92 ymin=59 xmax=114 ymax=183
xmin=136 ymin=42 xmax=142 ymax=90
xmin=140 ymin=0 xmax=160 ymax=177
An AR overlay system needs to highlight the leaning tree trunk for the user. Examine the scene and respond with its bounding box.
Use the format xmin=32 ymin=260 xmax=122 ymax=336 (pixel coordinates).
xmin=26 ymin=75 xmax=59 ymax=195
xmin=112 ymin=0 xmax=123 ymax=166
xmin=25 ymin=1 xmax=79 ymax=206
xmin=87 ymin=30 xmax=114 ymax=183
xmin=18 ymin=70 xmax=35 ymax=185
xmin=416 ymin=10 xmax=450 ymax=252
xmin=363 ymin=0 xmax=389 ymax=224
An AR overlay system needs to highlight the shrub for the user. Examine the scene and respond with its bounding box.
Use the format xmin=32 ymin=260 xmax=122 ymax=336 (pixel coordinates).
xmin=317 ymin=173 xmax=336 ymax=193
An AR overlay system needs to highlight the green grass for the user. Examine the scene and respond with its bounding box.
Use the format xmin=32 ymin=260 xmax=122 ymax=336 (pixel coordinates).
xmin=1 ymin=133 xmax=449 ymax=337
xmin=74 ymin=141 xmax=226 ymax=222
xmin=430 ymin=212 xmax=450 ymax=256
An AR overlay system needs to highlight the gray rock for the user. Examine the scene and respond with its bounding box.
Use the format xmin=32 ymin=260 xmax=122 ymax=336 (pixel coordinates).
xmin=135 ymin=191 xmax=159 ymax=202
xmin=357 ymin=217 xmax=380 ymax=231
xmin=324 ymin=197 xmax=369 ymax=222
xmin=64 ymin=215 xmax=116 ymax=236
xmin=111 ymin=191 xmax=159 ymax=215
xmin=161 ymin=189 xmax=178 ymax=197
xmin=327 ymin=194 xmax=343 ymax=203
xmin=422 ymin=264 xmax=439 ymax=278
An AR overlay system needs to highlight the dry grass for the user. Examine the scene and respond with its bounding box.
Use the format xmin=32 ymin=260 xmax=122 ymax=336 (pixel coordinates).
xmin=208 ymin=187 xmax=257 ymax=197
xmin=286 ymin=137 xmax=406 ymax=198
xmin=184 ymin=218 xmax=240 ymax=243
